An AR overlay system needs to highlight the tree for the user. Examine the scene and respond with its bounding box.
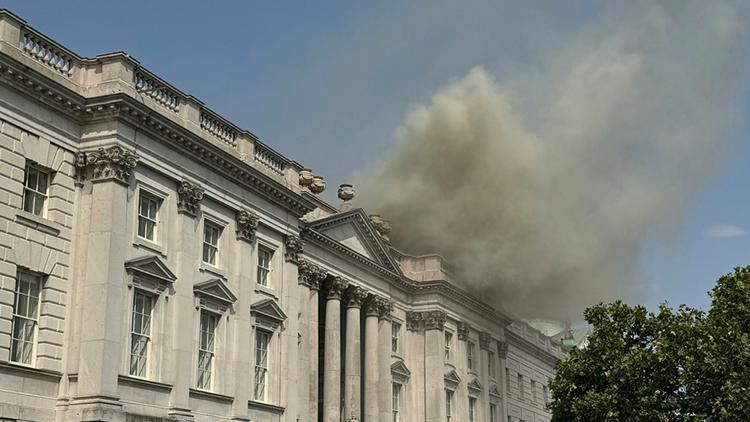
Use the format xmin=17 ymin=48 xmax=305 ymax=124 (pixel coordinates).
xmin=548 ymin=266 xmax=750 ymax=421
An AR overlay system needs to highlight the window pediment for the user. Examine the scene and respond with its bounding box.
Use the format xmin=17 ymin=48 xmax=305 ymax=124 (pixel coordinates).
xmin=489 ymin=383 xmax=502 ymax=399
xmin=194 ymin=279 xmax=236 ymax=312
xmin=251 ymin=298 xmax=287 ymax=329
xmin=468 ymin=378 xmax=483 ymax=396
xmin=444 ymin=369 xmax=461 ymax=390
xmin=125 ymin=255 xmax=177 ymax=284
xmin=391 ymin=360 xmax=411 ymax=383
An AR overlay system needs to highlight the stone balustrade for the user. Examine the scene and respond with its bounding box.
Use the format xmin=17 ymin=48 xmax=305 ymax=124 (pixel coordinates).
xmin=21 ymin=30 xmax=76 ymax=77
xmin=134 ymin=70 xmax=181 ymax=112
xmin=254 ymin=142 xmax=285 ymax=175
xmin=199 ymin=108 xmax=238 ymax=148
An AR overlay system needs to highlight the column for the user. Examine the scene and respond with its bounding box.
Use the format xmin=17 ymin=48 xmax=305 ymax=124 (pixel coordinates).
xmin=363 ymin=297 xmax=380 ymax=422
xmin=298 ymin=259 xmax=326 ymax=422
xmin=169 ymin=180 xmax=205 ymax=420
xmin=324 ymin=276 xmax=348 ymax=422
xmin=498 ymin=340 xmax=509 ymax=422
xmin=377 ymin=299 xmax=393 ymax=422
xmin=71 ymin=146 xmax=138 ymax=418
xmin=344 ymin=286 xmax=368 ymax=420
xmin=420 ymin=311 xmax=447 ymax=422
xmin=479 ymin=332 xmax=492 ymax=422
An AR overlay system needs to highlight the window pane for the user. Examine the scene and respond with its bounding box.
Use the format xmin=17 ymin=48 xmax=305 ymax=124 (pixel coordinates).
xmin=26 ymin=167 xmax=38 ymax=189
xmin=38 ymin=171 xmax=48 ymax=192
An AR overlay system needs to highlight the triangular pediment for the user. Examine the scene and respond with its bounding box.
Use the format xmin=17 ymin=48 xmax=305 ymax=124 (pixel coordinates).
xmin=468 ymin=378 xmax=483 ymax=393
xmin=391 ymin=361 xmax=411 ymax=378
xmin=194 ymin=279 xmax=237 ymax=305
xmin=125 ymin=255 xmax=177 ymax=284
xmin=444 ymin=369 xmax=461 ymax=388
xmin=489 ymin=383 xmax=501 ymax=397
xmin=305 ymin=209 xmax=401 ymax=275
xmin=251 ymin=298 xmax=287 ymax=323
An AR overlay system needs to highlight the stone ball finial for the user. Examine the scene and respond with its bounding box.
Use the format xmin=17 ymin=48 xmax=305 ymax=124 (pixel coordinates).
xmin=310 ymin=175 xmax=325 ymax=194
xmin=299 ymin=168 xmax=314 ymax=187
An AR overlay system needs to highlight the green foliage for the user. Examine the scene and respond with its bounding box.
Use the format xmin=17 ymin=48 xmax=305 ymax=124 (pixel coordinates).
xmin=549 ymin=266 xmax=750 ymax=421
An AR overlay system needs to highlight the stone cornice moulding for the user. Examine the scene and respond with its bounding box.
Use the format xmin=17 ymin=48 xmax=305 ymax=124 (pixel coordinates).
xmin=506 ymin=330 xmax=561 ymax=367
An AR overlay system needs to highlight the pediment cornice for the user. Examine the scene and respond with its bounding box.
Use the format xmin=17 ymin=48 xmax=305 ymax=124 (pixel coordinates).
xmin=124 ymin=255 xmax=177 ymax=284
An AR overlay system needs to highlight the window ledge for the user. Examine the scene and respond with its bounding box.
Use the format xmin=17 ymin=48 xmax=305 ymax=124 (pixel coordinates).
xmin=189 ymin=388 xmax=234 ymax=402
xmin=0 ymin=360 xmax=62 ymax=381
xmin=133 ymin=237 xmax=167 ymax=257
xmin=199 ymin=263 xmax=227 ymax=279
xmin=254 ymin=284 xmax=278 ymax=299
xmin=118 ymin=374 xmax=172 ymax=391
xmin=248 ymin=400 xmax=285 ymax=415
xmin=15 ymin=210 xmax=62 ymax=235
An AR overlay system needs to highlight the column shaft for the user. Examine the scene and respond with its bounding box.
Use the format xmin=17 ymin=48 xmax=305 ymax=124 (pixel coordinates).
xmin=377 ymin=309 xmax=392 ymax=422
xmin=344 ymin=306 xmax=362 ymax=420
xmin=323 ymin=282 xmax=344 ymax=422
xmin=364 ymin=312 xmax=379 ymax=421
xmin=309 ymin=288 xmax=320 ymax=422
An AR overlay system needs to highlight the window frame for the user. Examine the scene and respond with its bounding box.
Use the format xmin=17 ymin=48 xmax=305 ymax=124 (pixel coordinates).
xmin=10 ymin=270 xmax=42 ymax=366
xmin=468 ymin=396 xmax=477 ymax=422
xmin=254 ymin=329 xmax=272 ymax=402
xmin=467 ymin=341 xmax=475 ymax=371
xmin=445 ymin=389 xmax=454 ymax=422
xmin=256 ymin=245 xmax=274 ymax=287
xmin=137 ymin=191 xmax=161 ymax=243
xmin=391 ymin=322 xmax=401 ymax=353
xmin=488 ymin=350 xmax=496 ymax=379
xmin=22 ymin=162 xmax=50 ymax=217
xmin=128 ymin=289 xmax=154 ymax=378
xmin=202 ymin=220 xmax=223 ymax=267
xmin=392 ymin=382 xmax=402 ymax=422
xmin=444 ymin=331 xmax=453 ymax=361
xmin=490 ymin=403 xmax=497 ymax=422
xmin=196 ymin=310 xmax=219 ymax=391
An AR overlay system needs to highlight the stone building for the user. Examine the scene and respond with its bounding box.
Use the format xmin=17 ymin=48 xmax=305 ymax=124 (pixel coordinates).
xmin=0 ymin=10 xmax=564 ymax=422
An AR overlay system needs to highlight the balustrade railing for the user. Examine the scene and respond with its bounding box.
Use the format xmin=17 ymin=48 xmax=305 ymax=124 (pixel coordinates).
xmin=135 ymin=71 xmax=180 ymax=112
xmin=254 ymin=144 xmax=285 ymax=175
xmin=21 ymin=31 xmax=75 ymax=77
xmin=200 ymin=110 xmax=238 ymax=148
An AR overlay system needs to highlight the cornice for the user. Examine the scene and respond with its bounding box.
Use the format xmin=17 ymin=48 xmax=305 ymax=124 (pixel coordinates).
xmin=506 ymin=330 xmax=562 ymax=367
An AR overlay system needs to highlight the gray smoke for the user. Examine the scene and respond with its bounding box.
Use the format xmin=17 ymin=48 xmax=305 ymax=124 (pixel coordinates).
xmin=355 ymin=1 xmax=747 ymax=319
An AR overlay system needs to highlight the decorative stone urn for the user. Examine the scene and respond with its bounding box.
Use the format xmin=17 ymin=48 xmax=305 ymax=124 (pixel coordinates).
xmin=299 ymin=168 xmax=314 ymax=187
xmin=337 ymin=184 xmax=355 ymax=201
xmin=310 ymin=175 xmax=325 ymax=194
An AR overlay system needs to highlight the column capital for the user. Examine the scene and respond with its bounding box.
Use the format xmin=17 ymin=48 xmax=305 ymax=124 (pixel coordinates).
xmin=177 ymin=180 xmax=205 ymax=217
xmin=345 ymin=285 xmax=369 ymax=309
xmin=326 ymin=276 xmax=349 ymax=300
xmin=364 ymin=296 xmax=381 ymax=317
xmin=297 ymin=258 xmax=327 ymax=291
xmin=376 ymin=297 xmax=393 ymax=320
xmin=457 ymin=321 xmax=471 ymax=341
xmin=285 ymin=234 xmax=304 ymax=263
xmin=74 ymin=145 xmax=139 ymax=186
xmin=236 ymin=209 xmax=259 ymax=242
xmin=406 ymin=310 xmax=447 ymax=331
xmin=479 ymin=331 xmax=492 ymax=350
xmin=497 ymin=340 xmax=508 ymax=358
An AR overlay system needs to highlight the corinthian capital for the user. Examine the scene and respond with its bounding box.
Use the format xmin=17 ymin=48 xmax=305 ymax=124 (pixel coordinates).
xmin=298 ymin=259 xmax=327 ymax=291
xmin=345 ymin=285 xmax=369 ymax=309
xmin=326 ymin=276 xmax=348 ymax=300
xmin=285 ymin=234 xmax=304 ymax=263
xmin=406 ymin=310 xmax=447 ymax=331
xmin=75 ymin=145 xmax=139 ymax=186
xmin=177 ymin=180 xmax=205 ymax=217
xmin=236 ymin=209 xmax=259 ymax=242
xmin=479 ymin=332 xmax=492 ymax=350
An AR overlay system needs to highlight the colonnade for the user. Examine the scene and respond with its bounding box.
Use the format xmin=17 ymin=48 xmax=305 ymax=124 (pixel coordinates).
xmin=298 ymin=259 xmax=393 ymax=422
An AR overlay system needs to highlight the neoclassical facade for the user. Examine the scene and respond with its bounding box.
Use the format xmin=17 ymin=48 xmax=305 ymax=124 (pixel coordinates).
xmin=0 ymin=10 xmax=564 ymax=422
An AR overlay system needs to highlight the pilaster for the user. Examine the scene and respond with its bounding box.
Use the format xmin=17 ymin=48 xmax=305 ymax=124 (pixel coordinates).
xmin=377 ymin=298 xmax=393 ymax=422
xmin=406 ymin=310 xmax=447 ymax=422
xmin=363 ymin=297 xmax=380 ymax=422
xmin=343 ymin=285 xmax=367 ymax=420
xmin=323 ymin=276 xmax=347 ymax=422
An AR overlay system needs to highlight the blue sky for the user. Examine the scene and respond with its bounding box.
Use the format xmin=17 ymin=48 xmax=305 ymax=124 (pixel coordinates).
xmin=5 ymin=1 xmax=748 ymax=317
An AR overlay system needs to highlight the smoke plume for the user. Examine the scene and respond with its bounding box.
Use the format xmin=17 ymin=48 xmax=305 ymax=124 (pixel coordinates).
xmin=356 ymin=1 xmax=747 ymax=319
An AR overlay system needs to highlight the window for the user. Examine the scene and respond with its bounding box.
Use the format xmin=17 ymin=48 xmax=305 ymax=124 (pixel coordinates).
xmin=22 ymin=163 xmax=49 ymax=216
xmin=197 ymin=311 xmax=218 ymax=390
xmin=467 ymin=341 xmax=475 ymax=370
xmin=506 ymin=368 xmax=511 ymax=391
xmin=129 ymin=291 xmax=153 ymax=377
xmin=256 ymin=247 xmax=273 ymax=286
xmin=445 ymin=390 xmax=454 ymax=422
xmin=490 ymin=404 xmax=498 ymax=422
xmin=392 ymin=383 xmax=401 ymax=422
xmin=137 ymin=192 xmax=160 ymax=242
xmin=444 ymin=331 xmax=452 ymax=361
xmin=488 ymin=351 xmax=496 ymax=378
xmin=10 ymin=271 xmax=41 ymax=365
xmin=202 ymin=222 xmax=222 ymax=266
xmin=392 ymin=322 xmax=401 ymax=353
xmin=254 ymin=330 xmax=271 ymax=401
xmin=531 ymin=380 xmax=537 ymax=403
xmin=518 ymin=374 xmax=524 ymax=400
xmin=543 ymin=384 xmax=549 ymax=404
xmin=468 ymin=397 xmax=477 ymax=422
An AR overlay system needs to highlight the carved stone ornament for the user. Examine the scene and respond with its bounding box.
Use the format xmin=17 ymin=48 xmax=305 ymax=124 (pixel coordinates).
xmin=345 ymin=285 xmax=369 ymax=309
xmin=406 ymin=310 xmax=447 ymax=332
xmin=457 ymin=321 xmax=471 ymax=341
xmin=497 ymin=340 xmax=509 ymax=358
xmin=74 ymin=145 xmax=139 ymax=186
xmin=297 ymin=258 xmax=327 ymax=291
xmin=479 ymin=332 xmax=492 ymax=350
xmin=285 ymin=234 xmax=304 ymax=263
xmin=326 ymin=275 xmax=349 ymax=300
xmin=177 ymin=180 xmax=205 ymax=217
xmin=364 ymin=296 xmax=381 ymax=317
xmin=376 ymin=297 xmax=393 ymax=320
xmin=299 ymin=168 xmax=314 ymax=187
xmin=236 ymin=209 xmax=260 ymax=242
xmin=310 ymin=175 xmax=325 ymax=194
